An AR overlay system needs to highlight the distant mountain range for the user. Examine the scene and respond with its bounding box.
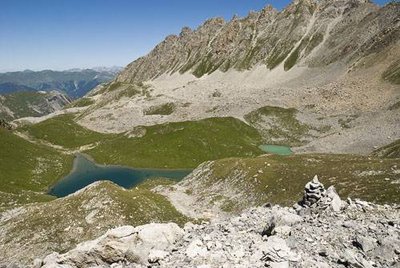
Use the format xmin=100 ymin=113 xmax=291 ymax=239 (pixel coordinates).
xmin=0 ymin=67 xmax=122 ymax=99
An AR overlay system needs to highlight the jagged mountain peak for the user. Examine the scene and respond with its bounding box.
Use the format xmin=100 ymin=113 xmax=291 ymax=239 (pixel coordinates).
xmin=116 ymin=0 xmax=398 ymax=84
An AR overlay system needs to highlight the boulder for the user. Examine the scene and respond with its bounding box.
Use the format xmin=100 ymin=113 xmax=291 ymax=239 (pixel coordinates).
xmin=40 ymin=223 xmax=184 ymax=267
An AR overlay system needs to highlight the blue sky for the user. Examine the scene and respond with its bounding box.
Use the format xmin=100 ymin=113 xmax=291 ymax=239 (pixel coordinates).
xmin=0 ymin=0 xmax=392 ymax=72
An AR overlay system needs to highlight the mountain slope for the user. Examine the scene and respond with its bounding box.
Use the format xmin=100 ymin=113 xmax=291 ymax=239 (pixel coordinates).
xmin=72 ymin=0 xmax=399 ymax=157
xmin=0 ymin=128 xmax=73 ymax=211
xmin=0 ymin=68 xmax=121 ymax=99
xmin=0 ymin=91 xmax=71 ymax=121
xmin=116 ymin=0 xmax=399 ymax=82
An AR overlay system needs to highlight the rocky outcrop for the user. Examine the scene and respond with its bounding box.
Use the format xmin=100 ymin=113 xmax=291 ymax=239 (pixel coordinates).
xmin=116 ymin=0 xmax=399 ymax=83
xmin=38 ymin=223 xmax=184 ymax=267
xmin=37 ymin=178 xmax=400 ymax=268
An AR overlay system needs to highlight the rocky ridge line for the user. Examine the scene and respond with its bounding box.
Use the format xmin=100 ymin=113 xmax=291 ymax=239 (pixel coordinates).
xmin=37 ymin=177 xmax=400 ymax=268
xmin=116 ymin=0 xmax=399 ymax=83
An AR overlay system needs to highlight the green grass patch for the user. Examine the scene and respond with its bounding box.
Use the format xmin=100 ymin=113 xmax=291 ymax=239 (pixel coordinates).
xmin=383 ymin=60 xmax=400 ymax=84
xmin=192 ymin=54 xmax=223 ymax=78
xmin=107 ymin=81 xmax=123 ymax=91
xmin=284 ymin=37 xmax=309 ymax=71
xmin=67 ymin=97 xmax=95 ymax=108
xmin=372 ymin=139 xmax=400 ymax=159
xmin=237 ymin=46 xmax=261 ymax=70
xmin=87 ymin=117 xmax=264 ymax=169
xmin=0 ymin=128 xmax=73 ymax=210
xmin=244 ymin=106 xmax=310 ymax=146
xmin=191 ymin=154 xmax=400 ymax=213
xmin=20 ymin=114 xmax=114 ymax=149
xmin=305 ymin=33 xmax=324 ymax=55
xmin=144 ymin=103 xmax=176 ymax=115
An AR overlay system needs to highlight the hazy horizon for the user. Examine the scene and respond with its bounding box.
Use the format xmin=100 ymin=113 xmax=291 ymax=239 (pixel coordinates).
xmin=0 ymin=0 xmax=392 ymax=72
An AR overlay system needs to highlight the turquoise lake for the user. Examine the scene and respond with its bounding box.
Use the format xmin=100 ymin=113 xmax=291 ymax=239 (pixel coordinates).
xmin=49 ymin=154 xmax=192 ymax=197
xmin=259 ymin=145 xmax=293 ymax=155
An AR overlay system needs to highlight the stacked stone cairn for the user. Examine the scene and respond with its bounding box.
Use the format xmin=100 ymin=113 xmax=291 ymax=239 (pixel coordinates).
xmin=297 ymin=175 xmax=344 ymax=212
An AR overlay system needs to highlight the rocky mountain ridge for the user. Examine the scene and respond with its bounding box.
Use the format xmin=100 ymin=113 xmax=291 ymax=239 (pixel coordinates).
xmin=36 ymin=178 xmax=400 ymax=268
xmin=116 ymin=0 xmax=399 ymax=83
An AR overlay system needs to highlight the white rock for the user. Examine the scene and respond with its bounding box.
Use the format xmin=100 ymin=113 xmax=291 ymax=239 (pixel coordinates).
xmin=186 ymin=239 xmax=208 ymax=258
xmin=273 ymin=226 xmax=292 ymax=237
xmin=148 ymin=249 xmax=169 ymax=263
xmin=270 ymin=261 xmax=289 ymax=268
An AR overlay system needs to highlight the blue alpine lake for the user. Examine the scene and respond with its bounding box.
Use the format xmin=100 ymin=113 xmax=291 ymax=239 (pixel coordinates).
xmin=259 ymin=145 xmax=293 ymax=156
xmin=49 ymin=154 xmax=192 ymax=197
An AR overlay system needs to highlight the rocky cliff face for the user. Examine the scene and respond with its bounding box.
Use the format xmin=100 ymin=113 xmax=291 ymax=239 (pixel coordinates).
xmin=116 ymin=0 xmax=399 ymax=83
xmin=37 ymin=179 xmax=400 ymax=268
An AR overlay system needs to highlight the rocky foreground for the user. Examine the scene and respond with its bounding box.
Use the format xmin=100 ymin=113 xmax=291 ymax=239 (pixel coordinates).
xmin=36 ymin=177 xmax=399 ymax=268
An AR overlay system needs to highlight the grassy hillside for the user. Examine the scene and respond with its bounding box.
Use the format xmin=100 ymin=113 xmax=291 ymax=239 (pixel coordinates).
xmin=0 ymin=91 xmax=69 ymax=121
xmin=0 ymin=128 xmax=73 ymax=210
xmin=0 ymin=180 xmax=190 ymax=265
xmin=66 ymin=97 xmax=95 ymax=108
xmin=180 ymin=154 xmax=400 ymax=213
xmin=244 ymin=106 xmax=313 ymax=146
xmin=21 ymin=115 xmax=264 ymax=168
xmin=20 ymin=114 xmax=115 ymax=149
xmin=87 ymin=117 xmax=264 ymax=168
xmin=372 ymin=139 xmax=400 ymax=159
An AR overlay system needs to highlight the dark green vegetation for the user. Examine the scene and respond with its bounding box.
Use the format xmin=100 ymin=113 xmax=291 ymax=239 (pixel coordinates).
xmin=382 ymin=59 xmax=400 ymax=84
xmin=0 ymin=128 xmax=73 ymax=210
xmin=144 ymin=103 xmax=176 ymax=115
xmin=88 ymin=117 xmax=263 ymax=168
xmin=0 ymin=119 xmax=12 ymax=130
xmin=372 ymin=139 xmax=400 ymax=159
xmin=20 ymin=114 xmax=115 ymax=149
xmin=190 ymin=154 xmax=400 ymax=213
xmin=266 ymin=43 xmax=295 ymax=70
xmin=192 ymin=54 xmax=221 ymax=78
xmin=20 ymin=114 xmax=264 ymax=168
xmin=244 ymin=106 xmax=312 ymax=146
xmin=284 ymin=33 xmax=324 ymax=71
xmin=67 ymin=97 xmax=95 ymax=108
xmin=305 ymin=33 xmax=324 ymax=55
xmin=94 ymin=81 xmax=151 ymax=99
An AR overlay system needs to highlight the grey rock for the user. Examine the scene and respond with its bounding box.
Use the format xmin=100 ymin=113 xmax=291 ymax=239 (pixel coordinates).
xmin=326 ymin=186 xmax=343 ymax=212
xmin=354 ymin=235 xmax=377 ymax=252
